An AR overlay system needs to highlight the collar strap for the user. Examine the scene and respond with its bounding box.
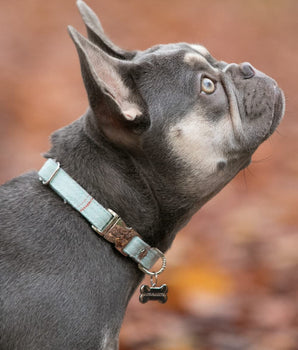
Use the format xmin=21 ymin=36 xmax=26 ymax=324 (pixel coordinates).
xmin=38 ymin=158 xmax=166 ymax=273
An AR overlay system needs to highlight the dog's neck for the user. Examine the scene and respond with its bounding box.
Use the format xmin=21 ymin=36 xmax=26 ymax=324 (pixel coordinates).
xmin=46 ymin=111 xmax=198 ymax=252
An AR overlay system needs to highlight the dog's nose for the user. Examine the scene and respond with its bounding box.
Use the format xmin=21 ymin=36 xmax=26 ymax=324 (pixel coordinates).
xmin=223 ymin=62 xmax=255 ymax=80
xmin=239 ymin=62 xmax=255 ymax=79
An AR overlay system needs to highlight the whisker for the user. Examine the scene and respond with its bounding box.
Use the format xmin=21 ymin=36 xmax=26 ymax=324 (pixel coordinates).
xmin=242 ymin=168 xmax=248 ymax=189
xmin=275 ymin=128 xmax=284 ymax=137
xmin=246 ymin=166 xmax=254 ymax=177
xmin=251 ymin=154 xmax=273 ymax=163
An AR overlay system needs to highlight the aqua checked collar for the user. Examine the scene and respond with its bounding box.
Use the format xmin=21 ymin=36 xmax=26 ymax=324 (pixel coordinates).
xmin=38 ymin=159 xmax=168 ymax=303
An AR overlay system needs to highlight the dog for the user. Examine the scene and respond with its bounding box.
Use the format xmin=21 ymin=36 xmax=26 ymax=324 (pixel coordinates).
xmin=0 ymin=1 xmax=285 ymax=349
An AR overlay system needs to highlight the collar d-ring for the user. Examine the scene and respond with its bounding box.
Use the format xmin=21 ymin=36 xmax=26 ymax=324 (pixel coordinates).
xmin=138 ymin=248 xmax=166 ymax=276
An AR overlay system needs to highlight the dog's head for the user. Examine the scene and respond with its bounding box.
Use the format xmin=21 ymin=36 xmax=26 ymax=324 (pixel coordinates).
xmin=69 ymin=1 xmax=285 ymax=203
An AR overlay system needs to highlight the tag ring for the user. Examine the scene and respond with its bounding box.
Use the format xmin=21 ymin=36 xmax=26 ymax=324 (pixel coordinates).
xmin=138 ymin=249 xmax=167 ymax=276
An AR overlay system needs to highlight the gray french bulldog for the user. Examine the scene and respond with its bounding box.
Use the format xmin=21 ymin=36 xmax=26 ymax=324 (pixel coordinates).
xmin=0 ymin=1 xmax=285 ymax=349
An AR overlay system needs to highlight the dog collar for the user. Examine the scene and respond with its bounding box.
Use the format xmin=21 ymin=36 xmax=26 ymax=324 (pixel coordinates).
xmin=38 ymin=158 xmax=166 ymax=276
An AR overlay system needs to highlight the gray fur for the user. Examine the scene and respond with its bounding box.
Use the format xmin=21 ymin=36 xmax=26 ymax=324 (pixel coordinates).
xmin=0 ymin=1 xmax=284 ymax=349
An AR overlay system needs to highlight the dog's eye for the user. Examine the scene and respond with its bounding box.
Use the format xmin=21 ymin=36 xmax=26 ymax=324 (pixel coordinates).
xmin=201 ymin=77 xmax=216 ymax=94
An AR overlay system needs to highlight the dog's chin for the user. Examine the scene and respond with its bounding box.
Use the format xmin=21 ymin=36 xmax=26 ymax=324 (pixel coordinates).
xmin=267 ymin=87 xmax=285 ymax=138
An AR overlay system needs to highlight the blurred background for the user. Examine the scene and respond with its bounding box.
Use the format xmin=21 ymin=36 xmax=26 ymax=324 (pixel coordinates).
xmin=1 ymin=0 xmax=297 ymax=349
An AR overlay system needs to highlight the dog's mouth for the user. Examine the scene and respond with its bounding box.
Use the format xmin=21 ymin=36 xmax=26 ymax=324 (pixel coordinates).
xmin=222 ymin=71 xmax=285 ymax=151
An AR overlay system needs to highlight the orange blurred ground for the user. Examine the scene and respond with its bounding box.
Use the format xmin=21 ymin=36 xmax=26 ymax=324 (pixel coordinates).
xmin=1 ymin=1 xmax=298 ymax=349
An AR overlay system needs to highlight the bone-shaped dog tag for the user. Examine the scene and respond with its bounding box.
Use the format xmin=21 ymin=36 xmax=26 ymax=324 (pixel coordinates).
xmin=139 ymin=284 xmax=168 ymax=304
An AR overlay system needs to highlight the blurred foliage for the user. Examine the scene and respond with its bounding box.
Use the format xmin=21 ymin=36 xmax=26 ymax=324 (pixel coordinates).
xmin=1 ymin=0 xmax=298 ymax=349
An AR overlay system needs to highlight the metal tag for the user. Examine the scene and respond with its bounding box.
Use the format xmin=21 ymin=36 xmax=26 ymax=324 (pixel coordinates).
xmin=139 ymin=284 xmax=168 ymax=304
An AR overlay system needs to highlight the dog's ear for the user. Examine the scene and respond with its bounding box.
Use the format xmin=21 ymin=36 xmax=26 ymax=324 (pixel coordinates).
xmin=76 ymin=0 xmax=136 ymax=60
xmin=68 ymin=26 xmax=148 ymax=147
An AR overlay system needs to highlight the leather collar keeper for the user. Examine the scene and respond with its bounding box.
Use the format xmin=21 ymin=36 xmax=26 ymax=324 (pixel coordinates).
xmin=38 ymin=158 xmax=166 ymax=276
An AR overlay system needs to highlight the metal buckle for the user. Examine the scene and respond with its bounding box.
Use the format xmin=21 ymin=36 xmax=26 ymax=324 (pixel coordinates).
xmin=91 ymin=209 xmax=137 ymax=256
xmin=102 ymin=209 xmax=121 ymax=234
xmin=92 ymin=209 xmax=127 ymax=236
xmin=41 ymin=161 xmax=60 ymax=185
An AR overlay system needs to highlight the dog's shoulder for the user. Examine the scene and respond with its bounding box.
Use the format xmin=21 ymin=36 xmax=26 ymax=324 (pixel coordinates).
xmin=0 ymin=171 xmax=40 ymax=202
xmin=0 ymin=171 xmax=45 ymax=203
xmin=0 ymin=172 xmax=58 ymax=238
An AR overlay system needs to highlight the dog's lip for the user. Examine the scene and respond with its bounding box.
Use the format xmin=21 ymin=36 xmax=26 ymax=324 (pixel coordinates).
xmin=220 ymin=74 xmax=245 ymax=143
xmin=268 ymin=86 xmax=285 ymax=137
